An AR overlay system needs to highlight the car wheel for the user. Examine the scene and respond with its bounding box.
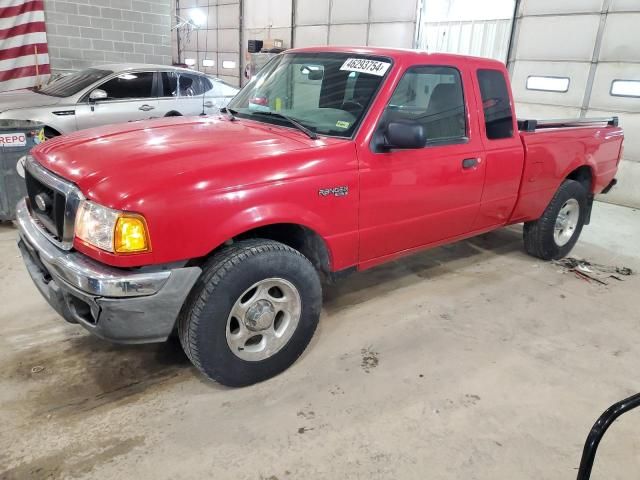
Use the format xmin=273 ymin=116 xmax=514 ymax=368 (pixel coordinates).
xmin=523 ymin=179 xmax=588 ymax=260
xmin=178 ymin=239 xmax=322 ymax=387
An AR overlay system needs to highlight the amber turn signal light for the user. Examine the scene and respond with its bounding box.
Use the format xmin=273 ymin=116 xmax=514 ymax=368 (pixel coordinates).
xmin=114 ymin=214 xmax=150 ymax=253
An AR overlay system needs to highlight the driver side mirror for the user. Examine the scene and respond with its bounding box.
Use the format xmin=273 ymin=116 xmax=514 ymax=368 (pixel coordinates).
xmin=89 ymin=89 xmax=107 ymax=102
xmin=383 ymin=120 xmax=427 ymax=149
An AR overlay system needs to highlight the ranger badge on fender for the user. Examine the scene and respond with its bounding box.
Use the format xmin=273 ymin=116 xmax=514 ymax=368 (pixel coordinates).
xmin=319 ymin=186 xmax=349 ymax=197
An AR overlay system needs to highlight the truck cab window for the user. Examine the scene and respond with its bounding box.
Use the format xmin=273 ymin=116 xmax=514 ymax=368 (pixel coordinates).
xmin=385 ymin=66 xmax=466 ymax=144
xmin=477 ymin=69 xmax=513 ymax=139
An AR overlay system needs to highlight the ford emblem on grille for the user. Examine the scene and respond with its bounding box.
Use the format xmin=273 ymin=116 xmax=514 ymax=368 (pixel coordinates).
xmin=34 ymin=193 xmax=51 ymax=211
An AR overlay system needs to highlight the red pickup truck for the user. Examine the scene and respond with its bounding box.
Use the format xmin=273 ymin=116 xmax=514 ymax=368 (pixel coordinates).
xmin=17 ymin=47 xmax=622 ymax=386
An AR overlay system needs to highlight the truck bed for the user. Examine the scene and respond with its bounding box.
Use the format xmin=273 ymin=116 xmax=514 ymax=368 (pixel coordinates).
xmin=509 ymin=117 xmax=624 ymax=223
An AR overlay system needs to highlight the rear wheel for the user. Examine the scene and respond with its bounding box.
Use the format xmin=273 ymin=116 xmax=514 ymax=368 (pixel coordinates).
xmin=178 ymin=239 xmax=322 ymax=387
xmin=523 ymin=179 xmax=588 ymax=260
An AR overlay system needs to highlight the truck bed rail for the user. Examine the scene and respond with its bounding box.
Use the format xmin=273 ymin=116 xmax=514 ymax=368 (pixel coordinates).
xmin=518 ymin=116 xmax=618 ymax=133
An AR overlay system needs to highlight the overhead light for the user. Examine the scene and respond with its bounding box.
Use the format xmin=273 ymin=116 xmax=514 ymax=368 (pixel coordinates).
xmin=610 ymin=79 xmax=640 ymax=98
xmin=188 ymin=8 xmax=206 ymax=27
xmin=222 ymin=60 xmax=236 ymax=69
xmin=526 ymin=76 xmax=570 ymax=92
xmin=119 ymin=73 xmax=137 ymax=80
xmin=202 ymin=59 xmax=214 ymax=67
xmin=184 ymin=58 xmax=196 ymax=66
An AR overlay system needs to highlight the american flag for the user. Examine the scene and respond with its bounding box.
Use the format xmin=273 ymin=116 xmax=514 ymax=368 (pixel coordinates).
xmin=0 ymin=0 xmax=50 ymax=92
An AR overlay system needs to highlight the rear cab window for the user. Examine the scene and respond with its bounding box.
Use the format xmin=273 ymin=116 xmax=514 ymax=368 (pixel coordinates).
xmin=477 ymin=69 xmax=514 ymax=140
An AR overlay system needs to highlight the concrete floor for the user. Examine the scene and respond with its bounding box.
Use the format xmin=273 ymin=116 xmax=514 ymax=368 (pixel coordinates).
xmin=1 ymin=202 xmax=639 ymax=480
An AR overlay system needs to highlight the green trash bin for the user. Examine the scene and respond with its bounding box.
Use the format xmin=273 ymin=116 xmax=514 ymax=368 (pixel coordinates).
xmin=0 ymin=120 xmax=45 ymax=221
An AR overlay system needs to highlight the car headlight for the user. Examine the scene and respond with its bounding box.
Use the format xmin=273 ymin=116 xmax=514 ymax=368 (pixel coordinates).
xmin=75 ymin=200 xmax=150 ymax=254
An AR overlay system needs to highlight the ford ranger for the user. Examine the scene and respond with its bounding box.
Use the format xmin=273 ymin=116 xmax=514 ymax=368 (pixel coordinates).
xmin=16 ymin=47 xmax=623 ymax=386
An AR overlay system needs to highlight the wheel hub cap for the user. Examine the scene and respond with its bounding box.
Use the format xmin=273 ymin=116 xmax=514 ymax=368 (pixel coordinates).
xmin=244 ymin=299 xmax=275 ymax=331
xmin=554 ymin=198 xmax=580 ymax=247
xmin=225 ymin=278 xmax=302 ymax=362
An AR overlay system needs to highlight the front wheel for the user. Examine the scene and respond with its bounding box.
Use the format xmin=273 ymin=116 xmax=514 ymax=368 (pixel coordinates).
xmin=178 ymin=239 xmax=322 ymax=387
xmin=523 ymin=179 xmax=588 ymax=260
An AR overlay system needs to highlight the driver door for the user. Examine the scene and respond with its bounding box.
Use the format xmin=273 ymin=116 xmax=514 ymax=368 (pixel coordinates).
xmin=75 ymin=71 xmax=158 ymax=130
xmin=358 ymin=64 xmax=486 ymax=263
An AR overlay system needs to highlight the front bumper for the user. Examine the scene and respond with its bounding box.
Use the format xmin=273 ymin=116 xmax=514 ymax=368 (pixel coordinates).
xmin=16 ymin=198 xmax=201 ymax=343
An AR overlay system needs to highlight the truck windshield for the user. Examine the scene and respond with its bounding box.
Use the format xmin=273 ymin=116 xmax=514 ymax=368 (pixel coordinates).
xmin=36 ymin=68 xmax=112 ymax=98
xmin=228 ymin=53 xmax=392 ymax=138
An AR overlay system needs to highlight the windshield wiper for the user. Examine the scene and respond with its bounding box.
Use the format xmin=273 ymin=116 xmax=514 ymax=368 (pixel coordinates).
xmin=251 ymin=111 xmax=318 ymax=140
xmin=220 ymin=106 xmax=237 ymax=121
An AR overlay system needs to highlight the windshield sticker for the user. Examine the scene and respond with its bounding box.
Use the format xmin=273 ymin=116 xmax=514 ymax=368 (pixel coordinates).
xmin=340 ymin=58 xmax=391 ymax=77
xmin=336 ymin=120 xmax=350 ymax=129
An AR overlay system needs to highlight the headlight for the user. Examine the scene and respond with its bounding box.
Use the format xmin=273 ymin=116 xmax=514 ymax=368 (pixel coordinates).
xmin=75 ymin=200 xmax=150 ymax=254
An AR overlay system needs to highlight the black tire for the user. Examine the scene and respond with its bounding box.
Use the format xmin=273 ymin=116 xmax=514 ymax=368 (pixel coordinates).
xmin=178 ymin=239 xmax=322 ymax=387
xmin=523 ymin=179 xmax=588 ymax=260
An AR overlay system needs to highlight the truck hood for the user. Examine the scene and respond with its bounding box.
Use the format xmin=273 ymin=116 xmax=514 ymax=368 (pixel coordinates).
xmin=32 ymin=116 xmax=318 ymax=207
xmin=0 ymin=89 xmax=62 ymax=112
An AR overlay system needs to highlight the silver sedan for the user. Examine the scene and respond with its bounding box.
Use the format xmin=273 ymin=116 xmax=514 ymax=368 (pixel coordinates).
xmin=0 ymin=64 xmax=239 ymax=138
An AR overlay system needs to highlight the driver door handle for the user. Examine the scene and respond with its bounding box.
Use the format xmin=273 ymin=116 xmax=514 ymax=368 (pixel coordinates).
xmin=203 ymin=101 xmax=214 ymax=108
xmin=462 ymin=157 xmax=479 ymax=169
xmin=139 ymin=104 xmax=155 ymax=112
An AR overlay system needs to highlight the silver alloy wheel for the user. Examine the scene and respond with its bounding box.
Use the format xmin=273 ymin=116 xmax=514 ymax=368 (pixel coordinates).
xmin=554 ymin=198 xmax=580 ymax=246
xmin=226 ymin=278 xmax=302 ymax=361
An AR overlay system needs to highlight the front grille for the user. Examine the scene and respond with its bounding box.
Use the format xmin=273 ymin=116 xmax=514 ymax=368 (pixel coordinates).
xmin=25 ymin=169 xmax=66 ymax=241
xmin=24 ymin=156 xmax=84 ymax=250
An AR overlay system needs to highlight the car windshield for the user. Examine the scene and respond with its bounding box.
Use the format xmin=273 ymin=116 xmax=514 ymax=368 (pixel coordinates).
xmin=37 ymin=68 xmax=113 ymax=97
xmin=228 ymin=53 xmax=392 ymax=138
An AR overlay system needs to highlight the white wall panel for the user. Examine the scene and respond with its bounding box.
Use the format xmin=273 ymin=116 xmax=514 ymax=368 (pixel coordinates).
xmin=590 ymin=63 xmax=640 ymax=113
xmin=296 ymin=0 xmax=330 ymax=26
xmin=511 ymin=61 xmax=590 ymax=107
xmin=370 ymin=0 xmax=417 ymax=22
xmin=328 ymin=24 xmax=368 ymax=45
xmin=330 ymin=0 xmax=369 ymax=24
xmin=294 ymin=25 xmax=329 ymax=47
xmin=514 ymin=102 xmax=581 ymax=119
xmin=244 ymin=0 xmax=292 ymax=29
xmin=217 ymin=3 xmax=240 ymax=29
xmin=197 ymin=29 xmax=217 ymax=51
xmin=515 ymin=15 xmax=600 ymax=61
xmin=610 ymin=0 xmax=640 ymax=12
xmin=218 ymin=28 xmax=239 ymax=52
xmin=599 ymin=13 xmax=640 ymax=62
xmin=521 ymin=0 xmax=603 ymax=15
xmin=368 ymin=22 xmax=415 ymax=48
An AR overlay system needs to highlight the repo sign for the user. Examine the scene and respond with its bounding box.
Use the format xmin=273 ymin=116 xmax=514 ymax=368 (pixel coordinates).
xmin=0 ymin=133 xmax=27 ymax=147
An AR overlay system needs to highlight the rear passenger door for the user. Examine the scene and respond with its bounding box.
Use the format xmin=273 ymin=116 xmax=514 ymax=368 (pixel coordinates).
xmin=471 ymin=68 xmax=524 ymax=230
xmin=358 ymin=64 xmax=487 ymax=262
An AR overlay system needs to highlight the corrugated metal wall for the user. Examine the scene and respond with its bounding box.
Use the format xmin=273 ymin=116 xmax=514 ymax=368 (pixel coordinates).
xmin=417 ymin=0 xmax=516 ymax=62
xmin=509 ymin=0 xmax=640 ymax=207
